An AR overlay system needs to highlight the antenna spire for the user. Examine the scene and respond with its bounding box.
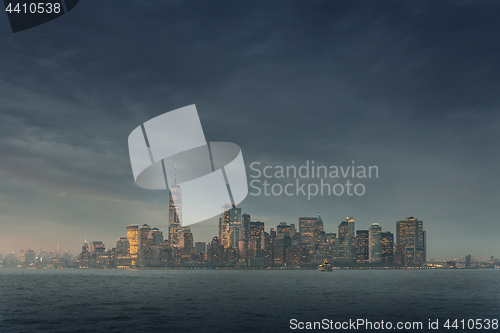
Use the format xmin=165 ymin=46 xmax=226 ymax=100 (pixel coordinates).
xmin=175 ymin=163 xmax=177 ymax=185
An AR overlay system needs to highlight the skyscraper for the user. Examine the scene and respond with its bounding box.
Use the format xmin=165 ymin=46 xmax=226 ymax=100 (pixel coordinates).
xmin=396 ymin=217 xmax=426 ymax=266
xmin=299 ymin=216 xmax=318 ymax=247
xmin=179 ymin=226 xmax=193 ymax=249
xmin=219 ymin=203 xmax=232 ymax=248
xmin=179 ymin=226 xmax=194 ymax=261
xmin=369 ymin=223 xmax=381 ymax=263
xmin=168 ymin=183 xmax=182 ymax=249
xmin=381 ymin=231 xmax=394 ymax=263
xmin=277 ymin=222 xmax=291 ymax=237
xmin=338 ymin=216 xmax=355 ymax=261
xmin=126 ymin=224 xmax=139 ymax=267
xmin=115 ymin=237 xmax=131 ymax=268
xmin=78 ymin=237 xmax=90 ymax=268
xmin=249 ymin=221 xmax=264 ymax=257
xmin=139 ymin=224 xmax=151 ymax=266
xmin=209 ymin=236 xmax=223 ymax=264
xmin=356 ymin=230 xmax=369 ymax=263
xmin=229 ymin=205 xmax=242 ymax=248
xmin=194 ymin=242 xmax=206 ymax=254
xmin=242 ymin=213 xmax=251 ymax=242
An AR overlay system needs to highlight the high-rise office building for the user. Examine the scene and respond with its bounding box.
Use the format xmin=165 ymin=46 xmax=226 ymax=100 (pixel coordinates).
xmin=238 ymin=238 xmax=246 ymax=259
xmin=299 ymin=216 xmax=323 ymax=249
xmin=150 ymin=228 xmax=163 ymax=246
xmin=299 ymin=217 xmax=317 ymax=240
xmin=115 ymin=237 xmax=131 ymax=268
xmin=219 ymin=203 xmax=232 ymax=248
xmin=179 ymin=226 xmax=193 ymax=249
xmin=277 ymin=222 xmax=291 ymax=236
xmin=126 ymin=224 xmax=139 ymax=267
xmin=381 ymin=231 xmax=394 ymax=263
xmin=356 ymin=230 xmax=369 ymax=262
xmin=250 ymin=221 xmax=265 ymax=241
xmin=91 ymin=241 xmax=105 ymax=254
xmin=242 ymin=213 xmax=251 ymax=242
xmin=229 ymin=206 xmax=242 ymax=248
xmin=396 ymin=217 xmax=426 ymax=266
xmin=194 ymin=242 xmax=206 ymax=254
xmin=316 ymin=214 xmax=324 ymax=233
xmin=218 ymin=203 xmax=242 ymax=248
xmin=209 ymin=236 xmax=223 ymax=264
xmin=369 ymin=223 xmax=381 ymax=263
xmin=179 ymin=226 xmax=194 ymax=261
xmin=139 ymin=224 xmax=151 ymax=266
xmin=338 ymin=216 xmax=355 ymax=260
xmin=148 ymin=227 xmax=163 ymax=266
xmin=78 ymin=237 xmax=90 ymax=268
xmin=249 ymin=221 xmax=264 ymax=256
xmin=90 ymin=241 xmax=108 ymax=269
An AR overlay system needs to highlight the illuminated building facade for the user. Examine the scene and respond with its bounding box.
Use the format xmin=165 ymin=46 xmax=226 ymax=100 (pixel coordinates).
xmin=338 ymin=216 xmax=355 ymax=261
xmin=229 ymin=206 xmax=242 ymax=248
xmin=126 ymin=224 xmax=139 ymax=267
xmin=396 ymin=217 xmax=426 ymax=266
xmin=219 ymin=203 xmax=232 ymax=248
xmin=139 ymin=224 xmax=151 ymax=266
xmin=381 ymin=231 xmax=394 ymax=263
xmin=115 ymin=237 xmax=131 ymax=268
xmin=277 ymin=222 xmax=291 ymax=237
xmin=78 ymin=237 xmax=90 ymax=268
xmin=356 ymin=230 xmax=369 ymax=262
xmin=299 ymin=216 xmax=318 ymax=248
xmin=242 ymin=213 xmax=251 ymax=242
xmin=369 ymin=223 xmax=381 ymax=262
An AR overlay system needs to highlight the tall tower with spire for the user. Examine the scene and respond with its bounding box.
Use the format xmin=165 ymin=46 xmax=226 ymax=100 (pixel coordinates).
xmin=78 ymin=236 xmax=90 ymax=268
xmin=169 ymin=164 xmax=182 ymax=249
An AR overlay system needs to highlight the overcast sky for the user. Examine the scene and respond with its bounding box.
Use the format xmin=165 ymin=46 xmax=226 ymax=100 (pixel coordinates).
xmin=0 ymin=1 xmax=499 ymax=261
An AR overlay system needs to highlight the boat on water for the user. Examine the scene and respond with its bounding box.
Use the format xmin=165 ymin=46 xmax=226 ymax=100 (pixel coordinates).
xmin=318 ymin=260 xmax=333 ymax=272
xmin=494 ymin=265 xmax=499 ymax=269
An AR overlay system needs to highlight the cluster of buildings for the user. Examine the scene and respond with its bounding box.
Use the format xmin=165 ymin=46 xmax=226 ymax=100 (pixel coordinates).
xmin=73 ymin=211 xmax=426 ymax=269
xmin=0 ymin=184 xmax=430 ymax=269
xmin=72 ymin=183 xmax=428 ymax=269
xmin=0 ymin=244 xmax=75 ymax=269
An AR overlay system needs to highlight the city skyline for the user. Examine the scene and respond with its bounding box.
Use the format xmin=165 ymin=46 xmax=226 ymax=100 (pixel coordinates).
xmin=1 ymin=204 xmax=492 ymax=264
xmin=4 ymin=205 xmax=497 ymax=269
xmin=1 ymin=2 xmax=500 ymax=261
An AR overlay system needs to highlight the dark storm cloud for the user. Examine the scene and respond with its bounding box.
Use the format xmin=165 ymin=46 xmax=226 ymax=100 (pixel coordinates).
xmin=0 ymin=0 xmax=499 ymax=259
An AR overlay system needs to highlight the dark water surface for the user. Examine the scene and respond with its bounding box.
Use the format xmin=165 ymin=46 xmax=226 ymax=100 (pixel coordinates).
xmin=0 ymin=269 xmax=498 ymax=333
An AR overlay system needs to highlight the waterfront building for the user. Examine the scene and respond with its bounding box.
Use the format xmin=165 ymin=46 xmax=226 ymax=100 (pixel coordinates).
xmin=126 ymin=224 xmax=139 ymax=267
xmin=381 ymin=231 xmax=394 ymax=263
xmin=78 ymin=237 xmax=90 ymax=268
xmin=139 ymin=224 xmax=151 ymax=266
xmin=115 ymin=237 xmax=131 ymax=268
xmin=194 ymin=242 xmax=206 ymax=254
xmin=338 ymin=216 xmax=355 ymax=261
xmin=396 ymin=217 xmax=426 ymax=266
xmin=219 ymin=203 xmax=232 ymax=248
xmin=356 ymin=230 xmax=369 ymax=263
xmin=242 ymin=213 xmax=251 ymax=243
xmin=369 ymin=223 xmax=381 ymax=263
xmin=229 ymin=206 xmax=242 ymax=248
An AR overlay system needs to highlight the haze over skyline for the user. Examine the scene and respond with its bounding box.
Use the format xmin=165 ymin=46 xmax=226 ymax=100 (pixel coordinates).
xmin=1 ymin=1 xmax=499 ymax=260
